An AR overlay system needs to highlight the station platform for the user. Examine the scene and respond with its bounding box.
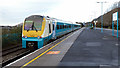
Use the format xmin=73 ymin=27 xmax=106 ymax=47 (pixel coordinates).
xmin=95 ymin=28 xmax=120 ymax=37
xmin=6 ymin=27 xmax=119 ymax=68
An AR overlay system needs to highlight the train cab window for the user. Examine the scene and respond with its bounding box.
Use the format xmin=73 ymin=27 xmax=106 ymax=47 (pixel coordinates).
xmin=49 ymin=24 xmax=51 ymax=33
xmin=53 ymin=24 xmax=54 ymax=30
xmin=24 ymin=16 xmax=43 ymax=31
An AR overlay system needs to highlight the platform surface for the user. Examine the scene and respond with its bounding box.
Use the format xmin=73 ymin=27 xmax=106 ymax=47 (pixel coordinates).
xmin=6 ymin=27 xmax=119 ymax=68
xmin=59 ymin=28 xmax=118 ymax=66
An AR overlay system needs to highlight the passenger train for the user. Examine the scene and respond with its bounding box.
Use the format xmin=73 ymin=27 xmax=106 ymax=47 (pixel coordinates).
xmin=22 ymin=15 xmax=81 ymax=49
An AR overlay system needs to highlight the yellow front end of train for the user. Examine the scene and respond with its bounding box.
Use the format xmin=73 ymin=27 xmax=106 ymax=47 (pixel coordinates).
xmin=22 ymin=15 xmax=46 ymax=49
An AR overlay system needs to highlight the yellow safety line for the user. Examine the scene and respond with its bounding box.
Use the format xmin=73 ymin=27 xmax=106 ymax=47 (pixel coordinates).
xmin=20 ymin=34 xmax=72 ymax=68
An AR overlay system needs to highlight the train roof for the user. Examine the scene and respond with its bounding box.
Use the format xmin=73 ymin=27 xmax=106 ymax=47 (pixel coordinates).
xmin=25 ymin=15 xmax=80 ymax=25
xmin=25 ymin=15 xmax=43 ymax=19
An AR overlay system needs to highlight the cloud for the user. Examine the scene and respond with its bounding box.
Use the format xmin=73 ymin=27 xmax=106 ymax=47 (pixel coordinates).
xmin=0 ymin=0 xmax=119 ymax=26
xmin=0 ymin=0 xmax=63 ymax=26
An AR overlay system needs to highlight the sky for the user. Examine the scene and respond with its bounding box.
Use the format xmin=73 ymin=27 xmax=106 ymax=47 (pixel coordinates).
xmin=0 ymin=0 xmax=119 ymax=26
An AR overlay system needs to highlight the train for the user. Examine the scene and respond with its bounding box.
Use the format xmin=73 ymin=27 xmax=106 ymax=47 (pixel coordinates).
xmin=22 ymin=15 xmax=81 ymax=49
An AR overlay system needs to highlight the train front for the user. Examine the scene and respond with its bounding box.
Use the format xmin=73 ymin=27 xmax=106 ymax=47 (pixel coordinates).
xmin=22 ymin=15 xmax=46 ymax=49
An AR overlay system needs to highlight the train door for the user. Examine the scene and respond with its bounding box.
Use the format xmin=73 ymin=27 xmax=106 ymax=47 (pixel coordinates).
xmin=52 ymin=20 xmax=56 ymax=39
xmin=48 ymin=20 xmax=52 ymax=40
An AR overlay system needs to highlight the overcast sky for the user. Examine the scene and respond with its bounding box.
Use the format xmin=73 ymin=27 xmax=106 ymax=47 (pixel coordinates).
xmin=0 ymin=0 xmax=119 ymax=26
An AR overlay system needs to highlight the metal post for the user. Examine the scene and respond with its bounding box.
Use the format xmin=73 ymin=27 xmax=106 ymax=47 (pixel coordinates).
xmin=112 ymin=21 xmax=114 ymax=36
xmin=97 ymin=2 xmax=107 ymax=32
xmin=117 ymin=12 xmax=119 ymax=38
xmin=101 ymin=2 xmax=103 ymax=33
xmin=94 ymin=21 xmax=97 ymax=30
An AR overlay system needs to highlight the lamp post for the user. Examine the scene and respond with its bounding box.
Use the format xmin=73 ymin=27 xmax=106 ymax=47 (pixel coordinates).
xmin=97 ymin=2 xmax=107 ymax=33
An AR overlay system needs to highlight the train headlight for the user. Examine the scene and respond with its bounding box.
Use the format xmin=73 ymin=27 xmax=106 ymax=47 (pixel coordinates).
xmin=23 ymin=36 xmax=27 ymax=38
xmin=38 ymin=36 xmax=40 ymax=39
xmin=25 ymin=36 xmax=27 ymax=38
xmin=37 ymin=36 xmax=42 ymax=39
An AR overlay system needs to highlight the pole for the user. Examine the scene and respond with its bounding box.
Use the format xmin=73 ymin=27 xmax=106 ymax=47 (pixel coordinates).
xmin=117 ymin=2 xmax=119 ymax=38
xmin=97 ymin=2 xmax=107 ymax=32
xmin=117 ymin=12 xmax=119 ymax=38
xmin=101 ymin=2 xmax=103 ymax=33
xmin=112 ymin=21 xmax=114 ymax=36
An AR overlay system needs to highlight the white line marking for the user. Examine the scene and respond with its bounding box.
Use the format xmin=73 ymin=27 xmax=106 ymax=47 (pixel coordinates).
xmin=99 ymin=64 xmax=111 ymax=67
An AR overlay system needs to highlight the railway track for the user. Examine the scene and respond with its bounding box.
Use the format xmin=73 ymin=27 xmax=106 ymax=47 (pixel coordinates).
xmin=0 ymin=44 xmax=31 ymax=67
xmin=2 ymin=46 xmax=22 ymax=57
xmin=2 ymin=50 xmax=31 ymax=67
xmin=1 ymin=46 xmax=32 ymax=67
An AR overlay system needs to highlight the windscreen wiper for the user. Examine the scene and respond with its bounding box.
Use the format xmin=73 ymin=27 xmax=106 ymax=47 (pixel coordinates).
xmin=32 ymin=22 xmax=38 ymax=32
xmin=34 ymin=26 xmax=38 ymax=32
xmin=27 ymin=29 xmax=29 ymax=32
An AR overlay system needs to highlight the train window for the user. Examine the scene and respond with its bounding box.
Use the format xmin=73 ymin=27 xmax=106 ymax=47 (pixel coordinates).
xmin=60 ymin=25 xmax=62 ymax=29
xmin=69 ymin=25 xmax=71 ymax=28
xmin=57 ymin=25 xmax=59 ymax=30
xmin=53 ymin=24 xmax=54 ymax=30
xmin=65 ymin=25 xmax=67 ymax=28
xmin=67 ymin=25 xmax=69 ymax=28
xmin=49 ymin=24 xmax=51 ymax=33
xmin=63 ymin=25 xmax=64 ymax=29
xmin=60 ymin=25 xmax=61 ymax=29
xmin=24 ymin=16 xmax=43 ymax=31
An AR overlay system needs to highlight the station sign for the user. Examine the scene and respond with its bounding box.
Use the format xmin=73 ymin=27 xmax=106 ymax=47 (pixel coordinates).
xmin=112 ymin=11 xmax=119 ymax=38
xmin=112 ymin=12 xmax=118 ymax=21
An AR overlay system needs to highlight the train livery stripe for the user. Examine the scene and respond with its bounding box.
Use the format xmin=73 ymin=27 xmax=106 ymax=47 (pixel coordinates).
xmin=20 ymin=33 xmax=72 ymax=68
xmin=41 ymin=17 xmax=46 ymax=35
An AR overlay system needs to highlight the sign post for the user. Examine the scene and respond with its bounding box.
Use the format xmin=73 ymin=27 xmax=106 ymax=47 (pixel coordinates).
xmin=112 ymin=21 xmax=114 ymax=36
xmin=117 ymin=12 xmax=119 ymax=38
xmin=112 ymin=12 xmax=118 ymax=38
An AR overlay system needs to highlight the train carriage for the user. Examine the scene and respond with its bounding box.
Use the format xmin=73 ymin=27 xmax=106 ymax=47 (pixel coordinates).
xmin=22 ymin=15 xmax=81 ymax=49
